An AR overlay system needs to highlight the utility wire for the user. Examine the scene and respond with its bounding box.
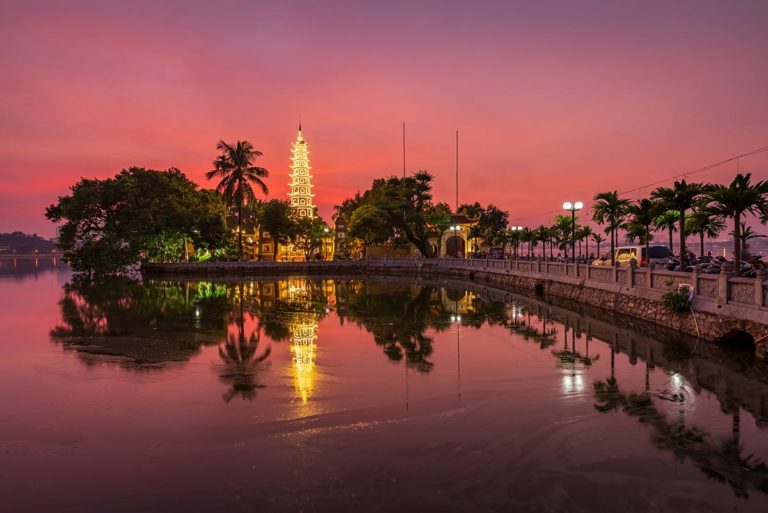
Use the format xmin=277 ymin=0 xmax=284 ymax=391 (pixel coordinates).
xmin=507 ymin=145 xmax=768 ymax=223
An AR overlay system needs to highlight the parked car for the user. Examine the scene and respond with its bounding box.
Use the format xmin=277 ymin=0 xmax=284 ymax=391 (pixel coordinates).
xmin=489 ymin=247 xmax=505 ymax=259
xmin=592 ymin=245 xmax=672 ymax=267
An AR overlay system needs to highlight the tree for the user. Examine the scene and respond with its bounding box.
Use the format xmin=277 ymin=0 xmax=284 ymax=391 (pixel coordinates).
xmin=654 ymin=210 xmax=680 ymax=253
xmin=468 ymin=224 xmax=484 ymax=256
xmin=738 ymin=222 xmax=760 ymax=258
xmin=192 ymin=189 xmax=230 ymax=258
xmin=46 ymin=167 xmax=227 ymax=273
xmin=577 ymin=225 xmax=594 ymax=259
xmin=535 ymin=225 xmax=550 ymax=259
xmin=206 ymin=140 xmax=269 ymax=261
xmin=686 ymin=209 xmax=725 ymax=260
xmin=348 ymin=204 xmax=391 ymax=258
xmin=626 ymin=199 xmax=661 ymax=266
xmin=259 ymin=199 xmax=296 ymax=261
xmin=552 ymin=215 xmax=574 ymax=260
xmin=705 ymin=174 xmax=768 ymax=272
xmin=353 ymin=171 xmax=438 ymax=257
xmin=478 ymin=204 xmax=510 ymax=246
xmin=592 ymin=191 xmax=630 ymax=265
xmin=651 ymin=180 xmax=706 ymax=268
xmin=591 ymin=232 xmax=605 ymax=259
xmin=293 ymin=213 xmax=331 ymax=260
xmin=428 ymin=202 xmax=453 ymax=256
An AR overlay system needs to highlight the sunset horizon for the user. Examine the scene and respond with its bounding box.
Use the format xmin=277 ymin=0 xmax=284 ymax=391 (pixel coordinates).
xmin=3 ymin=0 xmax=768 ymax=237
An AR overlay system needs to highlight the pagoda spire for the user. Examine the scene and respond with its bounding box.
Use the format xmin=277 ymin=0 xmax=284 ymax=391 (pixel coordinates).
xmin=288 ymin=123 xmax=315 ymax=218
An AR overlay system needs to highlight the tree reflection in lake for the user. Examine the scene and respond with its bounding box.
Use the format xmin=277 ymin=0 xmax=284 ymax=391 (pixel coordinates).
xmin=50 ymin=277 xmax=230 ymax=368
xmin=337 ymin=283 xmax=443 ymax=373
xmin=44 ymin=275 xmax=768 ymax=501
xmin=594 ymin=377 xmax=768 ymax=498
xmin=215 ymin=282 xmax=271 ymax=402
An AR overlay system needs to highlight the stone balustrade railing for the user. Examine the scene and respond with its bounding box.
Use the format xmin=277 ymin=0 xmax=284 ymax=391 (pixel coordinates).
xmin=359 ymin=257 xmax=767 ymax=312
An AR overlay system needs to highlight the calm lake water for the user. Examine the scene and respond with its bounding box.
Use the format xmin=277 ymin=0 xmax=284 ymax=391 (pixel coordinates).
xmin=2 ymin=258 xmax=768 ymax=513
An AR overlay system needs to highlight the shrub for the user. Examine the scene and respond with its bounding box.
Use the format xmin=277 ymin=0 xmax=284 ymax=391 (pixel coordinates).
xmin=661 ymin=289 xmax=691 ymax=313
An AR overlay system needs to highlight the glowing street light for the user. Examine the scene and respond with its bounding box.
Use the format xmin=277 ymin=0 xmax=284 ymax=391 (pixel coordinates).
xmin=563 ymin=201 xmax=583 ymax=263
xmin=510 ymin=225 xmax=524 ymax=258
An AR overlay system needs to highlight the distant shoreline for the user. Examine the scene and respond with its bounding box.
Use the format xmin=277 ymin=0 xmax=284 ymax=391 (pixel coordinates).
xmin=0 ymin=253 xmax=60 ymax=259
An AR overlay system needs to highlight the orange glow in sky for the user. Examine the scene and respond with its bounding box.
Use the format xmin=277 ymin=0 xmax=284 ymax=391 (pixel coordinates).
xmin=1 ymin=0 xmax=767 ymax=237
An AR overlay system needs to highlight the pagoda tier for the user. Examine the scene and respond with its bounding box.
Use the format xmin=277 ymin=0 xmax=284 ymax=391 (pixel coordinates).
xmin=288 ymin=125 xmax=316 ymax=218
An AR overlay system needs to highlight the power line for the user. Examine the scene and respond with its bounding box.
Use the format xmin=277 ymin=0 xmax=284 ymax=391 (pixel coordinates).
xmin=508 ymin=144 xmax=768 ymax=223
xmin=619 ymin=145 xmax=768 ymax=197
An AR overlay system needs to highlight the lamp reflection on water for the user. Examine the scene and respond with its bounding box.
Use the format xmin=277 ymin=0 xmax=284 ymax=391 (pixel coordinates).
xmin=562 ymin=372 xmax=586 ymax=394
xmin=290 ymin=316 xmax=318 ymax=404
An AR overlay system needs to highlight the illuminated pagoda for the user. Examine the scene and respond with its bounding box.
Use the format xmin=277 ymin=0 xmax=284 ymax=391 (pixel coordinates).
xmin=288 ymin=124 xmax=315 ymax=219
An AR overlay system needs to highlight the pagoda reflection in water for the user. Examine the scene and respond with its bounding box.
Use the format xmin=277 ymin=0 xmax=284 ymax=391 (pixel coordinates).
xmin=278 ymin=278 xmax=334 ymax=404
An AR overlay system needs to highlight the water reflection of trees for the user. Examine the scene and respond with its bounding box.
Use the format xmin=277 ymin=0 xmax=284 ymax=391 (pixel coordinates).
xmin=594 ymin=378 xmax=768 ymax=498
xmin=51 ymin=277 xmax=230 ymax=368
xmin=337 ymin=283 xmax=440 ymax=373
xmin=216 ymin=282 xmax=272 ymax=402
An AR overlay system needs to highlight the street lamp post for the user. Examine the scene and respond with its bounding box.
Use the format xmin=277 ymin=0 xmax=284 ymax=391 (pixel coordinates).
xmin=510 ymin=226 xmax=523 ymax=259
xmin=562 ymin=201 xmax=583 ymax=263
xmin=448 ymin=225 xmax=465 ymax=258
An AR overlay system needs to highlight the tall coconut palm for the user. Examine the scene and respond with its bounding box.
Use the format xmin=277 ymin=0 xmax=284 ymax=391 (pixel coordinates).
xmin=591 ymin=232 xmax=605 ymax=259
xmin=553 ymin=215 xmax=573 ymax=260
xmin=705 ymin=173 xmax=768 ymax=273
xmin=686 ymin=209 xmax=725 ymax=260
xmin=654 ymin=210 xmax=680 ymax=253
xmin=627 ymin=199 xmax=660 ymax=267
xmin=738 ymin=222 xmax=761 ymax=257
xmin=535 ymin=225 xmax=550 ymax=259
xmin=578 ymin=225 xmax=594 ymax=259
xmin=592 ymin=191 xmax=630 ymax=265
xmin=206 ymin=140 xmax=269 ymax=260
xmin=651 ymin=180 xmax=706 ymax=268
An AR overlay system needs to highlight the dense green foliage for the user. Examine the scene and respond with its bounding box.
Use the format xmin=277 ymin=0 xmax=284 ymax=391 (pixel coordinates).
xmin=293 ymin=213 xmax=331 ymax=260
xmin=45 ymin=167 xmax=228 ymax=274
xmin=336 ymin=171 xmax=449 ymax=257
xmin=259 ymin=199 xmax=296 ymax=260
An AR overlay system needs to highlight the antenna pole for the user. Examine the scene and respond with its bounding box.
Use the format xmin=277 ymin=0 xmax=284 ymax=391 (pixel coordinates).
xmin=403 ymin=122 xmax=406 ymax=178
xmin=455 ymin=130 xmax=459 ymax=211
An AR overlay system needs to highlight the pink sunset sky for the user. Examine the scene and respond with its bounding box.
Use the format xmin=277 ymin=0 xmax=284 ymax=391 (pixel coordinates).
xmin=1 ymin=0 xmax=767 ymax=238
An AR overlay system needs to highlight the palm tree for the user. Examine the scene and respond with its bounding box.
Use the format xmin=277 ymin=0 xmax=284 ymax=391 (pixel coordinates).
xmin=705 ymin=173 xmax=768 ymax=273
xmin=686 ymin=209 xmax=725 ymax=260
xmin=654 ymin=210 xmax=680 ymax=253
xmin=592 ymin=191 xmax=631 ymax=265
xmin=553 ymin=215 xmax=573 ymax=260
xmin=627 ymin=199 xmax=660 ymax=267
xmin=535 ymin=225 xmax=550 ymax=259
xmin=468 ymin=224 xmax=484 ymax=257
xmin=206 ymin=140 xmax=269 ymax=260
xmin=578 ymin=225 xmax=594 ymax=259
xmin=738 ymin=222 xmax=761 ymax=257
xmin=591 ymin=232 xmax=605 ymax=259
xmin=651 ymin=180 xmax=706 ymax=268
